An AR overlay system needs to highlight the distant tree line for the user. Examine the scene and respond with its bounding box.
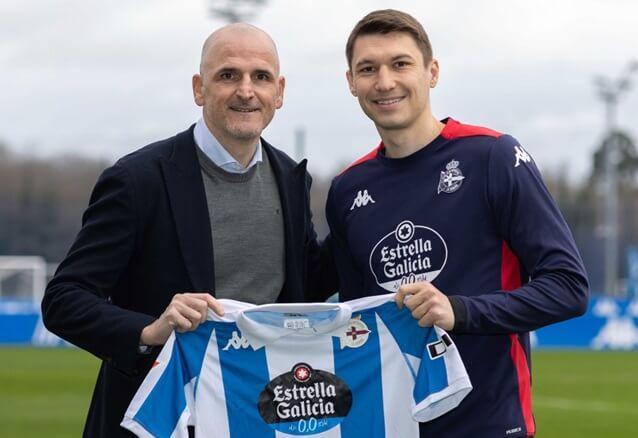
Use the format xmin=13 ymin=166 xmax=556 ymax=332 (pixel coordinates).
xmin=2 ymin=130 xmax=638 ymax=294
xmin=544 ymin=130 xmax=638 ymax=293
xmin=0 ymin=141 xmax=107 ymax=262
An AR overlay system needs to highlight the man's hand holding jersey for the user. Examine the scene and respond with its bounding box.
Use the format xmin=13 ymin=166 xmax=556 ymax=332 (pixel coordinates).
xmin=140 ymin=293 xmax=224 ymax=346
xmin=395 ymin=282 xmax=455 ymax=331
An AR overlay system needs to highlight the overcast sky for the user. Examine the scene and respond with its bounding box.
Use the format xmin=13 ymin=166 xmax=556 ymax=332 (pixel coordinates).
xmin=1 ymin=0 xmax=637 ymax=180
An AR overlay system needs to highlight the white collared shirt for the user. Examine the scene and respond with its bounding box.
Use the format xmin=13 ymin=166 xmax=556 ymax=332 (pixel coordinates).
xmin=193 ymin=118 xmax=263 ymax=174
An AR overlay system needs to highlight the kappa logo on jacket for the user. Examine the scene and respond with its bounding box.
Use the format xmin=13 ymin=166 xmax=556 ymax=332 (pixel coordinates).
xmin=350 ymin=189 xmax=376 ymax=210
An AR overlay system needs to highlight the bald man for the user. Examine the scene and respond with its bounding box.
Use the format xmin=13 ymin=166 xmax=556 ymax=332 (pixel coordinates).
xmin=42 ymin=24 xmax=337 ymax=438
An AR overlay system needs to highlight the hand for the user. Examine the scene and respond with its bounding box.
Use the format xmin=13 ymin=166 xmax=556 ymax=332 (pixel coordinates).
xmin=140 ymin=293 xmax=224 ymax=346
xmin=395 ymin=282 xmax=455 ymax=330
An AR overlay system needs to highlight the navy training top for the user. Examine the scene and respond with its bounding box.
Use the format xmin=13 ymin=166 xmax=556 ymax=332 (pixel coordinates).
xmin=326 ymin=118 xmax=589 ymax=437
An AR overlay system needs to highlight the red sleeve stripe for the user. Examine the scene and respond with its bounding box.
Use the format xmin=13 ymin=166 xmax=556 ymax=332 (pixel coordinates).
xmin=441 ymin=118 xmax=503 ymax=140
xmin=339 ymin=142 xmax=384 ymax=175
xmin=501 ymin=241 xmax=536 ymax=437
xmin=501 ymin=241 xmax=521 ymax=290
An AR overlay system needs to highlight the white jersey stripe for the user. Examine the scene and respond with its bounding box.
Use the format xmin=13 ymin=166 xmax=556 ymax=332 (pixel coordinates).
xmin=376 ymin=314 xmax=419 ymax=437
xmin=195 ymin=329 xmax=230 ymax=438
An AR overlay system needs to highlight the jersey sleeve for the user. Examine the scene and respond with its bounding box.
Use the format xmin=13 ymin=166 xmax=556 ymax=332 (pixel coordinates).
xmin=121 ymin=323 xmax=214 ymax=437
xmin=451 ymin=135 xmax=589 ymax=334
xmin=376 ymin=303 xmax=472 ymax=422
xmin=411 ymin=325 xmax=472 ymax=422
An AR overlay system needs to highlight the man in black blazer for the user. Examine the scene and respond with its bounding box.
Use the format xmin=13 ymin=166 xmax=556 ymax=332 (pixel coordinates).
xmin=42 ymin=23 xmax=336 ymax=437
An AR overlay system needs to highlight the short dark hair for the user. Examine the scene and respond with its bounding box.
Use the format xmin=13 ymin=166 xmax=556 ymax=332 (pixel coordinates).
xmin=346 ymin=9 xmax=433 ymax=69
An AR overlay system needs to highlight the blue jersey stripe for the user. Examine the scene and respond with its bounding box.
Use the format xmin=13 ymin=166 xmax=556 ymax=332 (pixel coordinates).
xmin=134 ymin=322 xmax=214 ymax=437
xmin=375 ymin=302 xmax=452 ymax=403
xmin=375 ymin=302 xmax=427 ymax=357
xmin=414 ymin=328 xmax=449 ymax=402
xmin=334 ymin=311 xmax=385 ymax=437
xmin=216 ymin=323 xmax=276 ymax=438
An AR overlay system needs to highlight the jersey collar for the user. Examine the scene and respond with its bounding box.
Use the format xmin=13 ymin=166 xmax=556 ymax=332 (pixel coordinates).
xmin=235 ymin=302 xmax=353 ymax=349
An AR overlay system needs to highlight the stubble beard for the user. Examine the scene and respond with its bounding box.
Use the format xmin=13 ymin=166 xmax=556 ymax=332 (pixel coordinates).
xmin=224 ymin=119 xmax=264 ymax=142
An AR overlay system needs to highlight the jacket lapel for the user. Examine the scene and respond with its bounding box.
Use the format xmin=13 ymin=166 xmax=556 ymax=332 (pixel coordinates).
xmin=264 ymin=140 xmax=307 ymax=301
xmin=160 ymin=127 xmax=215 ymax=293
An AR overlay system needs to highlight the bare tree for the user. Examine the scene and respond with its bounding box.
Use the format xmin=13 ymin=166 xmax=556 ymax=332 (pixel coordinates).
xmin=591 ymin=130 xmax=638 ymax=185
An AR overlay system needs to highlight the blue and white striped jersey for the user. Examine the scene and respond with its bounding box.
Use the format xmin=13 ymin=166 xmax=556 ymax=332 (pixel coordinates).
xmin=121 ymin=294 xmax=472 ymax=437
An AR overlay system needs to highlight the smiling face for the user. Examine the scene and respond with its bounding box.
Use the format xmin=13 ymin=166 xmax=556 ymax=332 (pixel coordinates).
xmin=192 ymin=25 xmax=285 ymax=149
xmin=347 ymin=31 xmax=438 ymax=136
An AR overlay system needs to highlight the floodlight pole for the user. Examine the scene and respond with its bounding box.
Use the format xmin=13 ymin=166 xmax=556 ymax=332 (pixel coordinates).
xmin=295 ymin=127 xmax=306 ymax=161
xmin=595 ymin=61 xmax=638 ymax=296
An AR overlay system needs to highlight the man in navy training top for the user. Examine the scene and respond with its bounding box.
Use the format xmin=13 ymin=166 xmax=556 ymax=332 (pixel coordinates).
xmin=326 ymin=9 xmax=589 ymax=437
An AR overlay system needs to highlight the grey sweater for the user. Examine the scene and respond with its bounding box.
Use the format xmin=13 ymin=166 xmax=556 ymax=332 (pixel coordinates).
xmin=196 ymin=147 xmax=285 ymax=304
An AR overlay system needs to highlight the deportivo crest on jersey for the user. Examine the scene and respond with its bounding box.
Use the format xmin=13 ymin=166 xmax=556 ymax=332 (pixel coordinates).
xmin=437 ymin=159 xmax=465 ymax=194
xmin=338 ymin=316 xmax=371 ymax=349
xmin=369 ymin=220 xmax=448 ymax=292
xmin=350 ymin=189 xmax=375 ymax=210
xmin=258 ymin=363 xmax=353 ymax=435
xmin=514 ymin=145 xmax=531 ymax=168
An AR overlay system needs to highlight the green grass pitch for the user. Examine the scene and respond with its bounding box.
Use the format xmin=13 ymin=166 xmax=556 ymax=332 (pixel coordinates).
xmin=0 ymin=348 xmax=636 ymax=437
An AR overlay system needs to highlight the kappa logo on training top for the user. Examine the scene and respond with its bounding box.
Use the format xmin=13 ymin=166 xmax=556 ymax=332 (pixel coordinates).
xmin=437 ymin=159 xmax=465 ymax=194
xmin=350 ymin=189 xmax=375 ymax=210
xmin=369 ymin=220 xmax=448 ymax=292
xmin=514 ymin=145 xmax=531 ymax=168
xmin=222 ymin=331 xmax=251 ymax=351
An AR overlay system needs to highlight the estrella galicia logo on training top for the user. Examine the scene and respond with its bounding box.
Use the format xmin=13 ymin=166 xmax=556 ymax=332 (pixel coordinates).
xmin=258 ymin=363 xmax=352 ymax=435
xmin=369 ymin=220 xmax=448 ymax=292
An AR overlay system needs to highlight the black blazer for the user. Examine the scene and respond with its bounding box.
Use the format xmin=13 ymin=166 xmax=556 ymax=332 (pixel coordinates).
xmin=42 ymin=126 xmax=337 ymax=437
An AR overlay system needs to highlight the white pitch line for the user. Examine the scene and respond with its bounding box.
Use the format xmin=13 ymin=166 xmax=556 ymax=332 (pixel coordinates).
xmin=535 ymin=396 xmax=637 ymax=414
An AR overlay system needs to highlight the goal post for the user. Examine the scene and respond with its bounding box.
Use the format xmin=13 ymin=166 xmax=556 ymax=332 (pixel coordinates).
xmin=0 ymin=256 xmax=47 ymax=304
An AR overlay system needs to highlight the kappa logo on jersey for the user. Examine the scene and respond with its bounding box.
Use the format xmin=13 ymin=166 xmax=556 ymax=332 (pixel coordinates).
xmin=338 ymin=316 xmax=371 ymax=349
xmin=350 ymin=189 xmax=375 ymax=210
xmin=369 ymin=220 xmax=448 ymax=292
xmin=514 ymin=145 xmax=531 ymax=168
xmin=222 ymin=331 xmax=251 ymax=351
xmin=258 ymin=362 xmax=353 ymax=435
xmin=437 ymin=159 xmax=465 ymax=194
